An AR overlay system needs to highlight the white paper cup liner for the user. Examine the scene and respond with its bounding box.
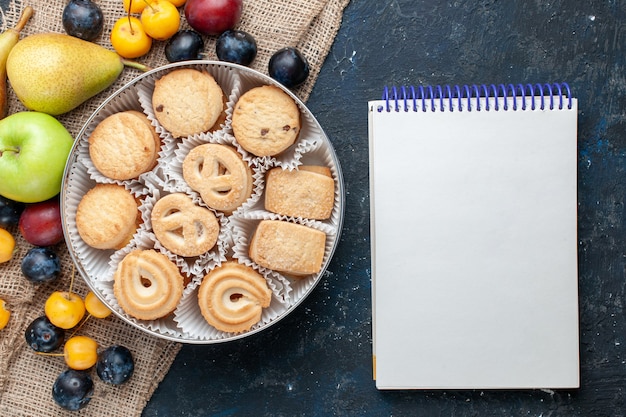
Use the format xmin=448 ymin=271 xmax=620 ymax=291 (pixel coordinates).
xmin=173 ymin=261 xmax=290 ymax=340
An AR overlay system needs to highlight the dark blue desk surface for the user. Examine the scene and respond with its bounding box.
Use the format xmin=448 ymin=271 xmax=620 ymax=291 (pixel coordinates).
xmin=144 ymin=1 xmax=624 ymax=415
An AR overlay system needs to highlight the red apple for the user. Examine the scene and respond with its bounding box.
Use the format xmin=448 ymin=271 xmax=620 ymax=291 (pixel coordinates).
xmin=184 ymin=0 xmax=242 ymax=36
xmin=19 ymin=197 xmax=64 ymax=246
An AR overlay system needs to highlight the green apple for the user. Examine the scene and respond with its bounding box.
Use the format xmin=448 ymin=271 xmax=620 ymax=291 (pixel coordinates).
xmin=0 ymin=111 xmax=74 ymax=203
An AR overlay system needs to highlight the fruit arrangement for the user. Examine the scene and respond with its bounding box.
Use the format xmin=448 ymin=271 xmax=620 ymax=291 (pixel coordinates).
xmin=106 ymin=0 xmax=310 ymax=86
xmin=24 ymin=267 xmax=135 ymax=411
xmin=0 ymin=0 xmax=316 ymax=412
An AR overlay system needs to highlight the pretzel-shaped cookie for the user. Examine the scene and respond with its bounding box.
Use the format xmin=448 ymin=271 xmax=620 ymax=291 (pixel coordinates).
xmin=198 ymin=261 xmax=272 ymax=333
xmin=151 ymin=193 xmax=220 ymax=257
xmin=182 ymin=144 xmax=253 ymax=213
xmin=113 ymin=249 xmax=184 ymax=321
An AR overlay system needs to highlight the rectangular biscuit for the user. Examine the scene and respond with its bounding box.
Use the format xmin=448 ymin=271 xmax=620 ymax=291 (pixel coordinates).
xmin=264 ymin=166 xmax=335 ymax=219
xmin=248 ymin=220 xmax=326 ymax=276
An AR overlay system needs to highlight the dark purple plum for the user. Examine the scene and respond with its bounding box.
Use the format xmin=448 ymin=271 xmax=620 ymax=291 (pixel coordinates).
xmin=96 ymin=345 xmax=135 ymax=385
xmin=216 ymin=30 xmax=257 ymax=66
xmin=52 ymin=369 xmax=94 ymax=411
xmin=25 ymin=315 xmax=65 ymax=352
xmin=0 ymin=195 xmax=25 ymax=228
xmin=165 ymin=30 xmax=205 ymax=62
xmin=62 ymin=0 xmax=104 ymax=41
xmin=268 ymin=47 xmax=310 ymax=88
xmin=21 ymin=247 xmax=61 ymax=284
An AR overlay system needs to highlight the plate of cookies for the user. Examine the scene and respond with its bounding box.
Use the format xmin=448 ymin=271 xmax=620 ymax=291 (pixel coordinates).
xmin=60 ymin=61 xmax=344 ymax=343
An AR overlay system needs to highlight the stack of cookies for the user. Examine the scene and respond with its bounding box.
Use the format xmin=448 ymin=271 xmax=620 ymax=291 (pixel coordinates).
xmin=65 ymin=63 xmax=341 ymax=341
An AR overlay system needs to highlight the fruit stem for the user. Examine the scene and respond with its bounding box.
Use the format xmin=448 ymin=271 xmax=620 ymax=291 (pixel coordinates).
xmin=121 ymin=59 xmax=151 ymax=72
xmin=0 ymin=145 xmax=20 ymax=155
xmin=68 ymin=313 xmax=91 ymax=339
xmin=35 ymin=352 xmax=64 ymax=357
xmin=13 ymin=6 xmax=33 ymax=32
xmin=127 ymin=7 xmax=134 ymax=36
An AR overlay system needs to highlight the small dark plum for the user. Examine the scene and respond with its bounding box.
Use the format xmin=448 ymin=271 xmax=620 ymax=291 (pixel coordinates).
xmin=164 ymin=30 xmax=205 ymax=62
xmin=52 ymin=369 xmax=94 ymax=411
xmin=21 ymin=247 xmax=61 ymax=284
xmin=216 ymin=30 xmax=257 ymax=66
xmin=96 ymin=345 xmax=135 ymax=385
xmin=268 ymin=47 xmax=310 ymax=88
xmin=0 ymin=195 xmax=25 ymax=228
xmin=62 ymin=0 xmax=104 ymax=41
xmin=25 ymin=315 xmax=65 ymax=352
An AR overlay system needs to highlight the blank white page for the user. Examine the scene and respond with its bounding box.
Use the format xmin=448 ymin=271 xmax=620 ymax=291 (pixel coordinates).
xmin=369 ymin=95 xmax=579 ymax=389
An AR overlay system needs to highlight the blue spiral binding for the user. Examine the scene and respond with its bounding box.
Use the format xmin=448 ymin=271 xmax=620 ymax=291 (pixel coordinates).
xmin=379 ymin=82 xmax=573 ymax=113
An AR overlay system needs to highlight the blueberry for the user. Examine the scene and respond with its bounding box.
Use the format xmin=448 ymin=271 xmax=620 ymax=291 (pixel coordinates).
xmin=62 ymin=0 xmax=104 ymax=41
xmin=52 ymin=369 xmax=94 ymax=411
xmin=96 ymin=345 xmax=135 ymax=385
xmin=21 ymin=247 xmax=61 ymax=284
xmin=268 ymin=47 xmax=310 ymax=88
xmin=216 ymin=30 xmax=257 ymax=66
xmin=164 ymin=30 xmax=205 ymax=62
xmin=25 ymin=315 xmax=65 ymax=352
xmin=0 ymin=195 xmax=25 ymax=228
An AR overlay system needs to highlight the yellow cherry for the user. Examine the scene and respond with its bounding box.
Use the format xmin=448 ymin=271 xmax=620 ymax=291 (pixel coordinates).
xmin=45 ymin=291 xmax=86 ymax=329
xmin=64 ymin=335 xmax=98 ymax=370
xmin=84 ymin=291 xmax=112 ymax=319
xmin=0 ymin=299 xmax=10 ymax=330
xmin=111 ymin=16 xmax=152 ymax=58
xmin=123 ymin=0 xmax=148 ymax=14
xmin=167 ymin=0 xmax=186 ymax=7
xmin=0 ymin=228 xmax=15 ymax=263
xmin=141 ymin=0 xmax=180 ymax=41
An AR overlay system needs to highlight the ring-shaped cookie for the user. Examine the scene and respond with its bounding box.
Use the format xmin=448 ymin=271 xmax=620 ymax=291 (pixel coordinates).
xmin=113 ymin=249 xmax=184 ymax=321
xmin=182 ymin=144 xmax=253 ymax=213
xmin=198 ymin=262 xmax=272 ymax=333
xmin=151 ymin=193 xmax=219 ymax=257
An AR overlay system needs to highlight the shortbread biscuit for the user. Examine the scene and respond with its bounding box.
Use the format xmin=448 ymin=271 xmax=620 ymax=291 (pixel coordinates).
xmin=113 ymin=249 xmax=184 ymax=321
xmin=265 ymin=166 xmax=335 ymax=219
xmin=249 ymin=220 xmax=326 ymax=276
xmin=76 ymin=183 xmax=139 ymax=250
xmin=152 ymin=68 xmax=224 ymax=138
xmin=182 ymin=144 xmax=253 ymax=213
xmin=231 ymin=85 xmax=300 ymax=156
xmin=88 ymin=110 xmax=160 ymax=180
xmin=198 ymin=261 xmax=272 ymax=333
xmin=151 ymin=193 xmax=220 ymax=257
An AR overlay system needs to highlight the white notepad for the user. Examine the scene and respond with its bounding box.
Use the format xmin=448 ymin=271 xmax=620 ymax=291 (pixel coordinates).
xmin=369 ymin=84 xmax=579 ymax=390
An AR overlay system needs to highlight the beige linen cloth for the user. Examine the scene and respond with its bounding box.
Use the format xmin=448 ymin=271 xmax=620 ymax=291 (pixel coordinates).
xmin=0 ymin=0 xmax=349 ymax=415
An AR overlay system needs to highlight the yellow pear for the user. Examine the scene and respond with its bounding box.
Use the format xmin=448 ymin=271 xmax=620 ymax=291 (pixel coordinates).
xmin=0 ymin=6 xmax=33 ymax=119
xmin=6 ymin=33 xmax=147 ymax=115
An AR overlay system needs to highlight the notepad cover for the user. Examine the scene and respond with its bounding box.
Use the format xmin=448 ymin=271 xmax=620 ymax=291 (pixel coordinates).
xmin=369 ymin=92 xmax=579 ymax=389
